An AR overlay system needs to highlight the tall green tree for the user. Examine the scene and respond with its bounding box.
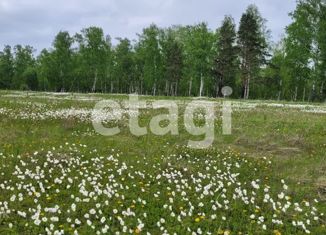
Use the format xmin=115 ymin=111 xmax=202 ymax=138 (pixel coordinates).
xmin=112 ymin=38 xmax=135 ymax=93
xmin=161 ymin=30 xmax=184 ymax=96
xmin=12 ymin=45 xmax=35 ymax=90
xmin=52 ymin=31 xmax=74 ymax=91
xmin=285 ymin=0 xmax=314 ymax=101
xmin=262 ymin=42 xmax=290 ymax=100
xmin=238 ymin=5 xmax=269 ymax=99
xmin=214 ymin=16 xmax=238 ymax=97
xmin=75 ymin=27 xmax=110 ymax=92
xmin=133 ymin=42 xmax=145 ymax=94
xmin=136 ymin=24 xmax=163 ymax=95
xmin=37 ymin=49 xmax=54 ymax=91
xmin=0 ymin=46 xmax=14 ymax=89
xmin=284 ymin=0 xmax=326 ymax=101
xmin=178 ymin=23 xmax=215 ymax=97
xmin=315 ymin=1 xmax=326 ymax=100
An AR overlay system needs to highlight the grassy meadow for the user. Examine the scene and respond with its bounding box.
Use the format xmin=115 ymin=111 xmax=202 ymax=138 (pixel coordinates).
xmin=0 ymin=90 xmax=325 ymax=234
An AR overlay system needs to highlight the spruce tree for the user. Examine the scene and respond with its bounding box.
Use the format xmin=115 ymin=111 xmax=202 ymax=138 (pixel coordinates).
xmin=214 ymin=16 xmax=238 ymax=97
xmin=238 ymin=5 xmax=269 ymax=99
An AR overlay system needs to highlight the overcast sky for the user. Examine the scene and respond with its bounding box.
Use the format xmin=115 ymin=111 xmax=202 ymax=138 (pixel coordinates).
xmin=0 ymin=0 xmax=297 ymax=52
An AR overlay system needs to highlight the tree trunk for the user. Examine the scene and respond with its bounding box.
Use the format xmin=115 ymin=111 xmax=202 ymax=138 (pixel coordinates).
xmin=140 ymin=80 xmax=143 ymax=95
xmin=246 ymin=78 xmax=250 ymax=99
xmin=320 ymin=81 xmax=324 ymax=97
xmin=60 ymin=70 xmax=65 ymax=92
xmin=216 ymin=82 xmax=220 ymax=98
xmin=188 ymin=78 xmax=192 ymax=96
xmin=153 ymin=80 xmax=157 ymax=96
xmin=199 ymin=73 xmax=204 ymax=97
xmin=303 ymin=87 xmax=306 ymax=102
xmin=91 ymin=69 xmax=98 ymax=93
xmin=243 ymin=82 xmax=247 ymax=99
xmin=243 ymin=78 xmax=249 ymax=99
xmin=309 ymin=82 xmax=316 ymax=102
xmin=242 ymin=72 xmax=248 ymax=99
xmin=294 ymin=86 xmax=298 ymax=101
xmin=278 ymin=79 xmax=282 ymax=101
xmin=165 ymin=80 xmax=169 ymax=96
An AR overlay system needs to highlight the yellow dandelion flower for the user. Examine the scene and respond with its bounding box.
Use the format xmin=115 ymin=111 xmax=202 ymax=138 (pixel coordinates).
xmin=195 ymin=217 xmax=201 ymax=222
xmin=217 ymin=229 xmax=224 ymax=235
xmin=273 ymin=230 xmax=282 ymax=235
xmin=135 ymin=228 xmax=141 ymax=234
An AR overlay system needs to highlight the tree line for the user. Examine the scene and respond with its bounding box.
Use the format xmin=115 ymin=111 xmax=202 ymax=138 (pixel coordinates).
xmin=0 ymin=1 xmax=325 ymax=101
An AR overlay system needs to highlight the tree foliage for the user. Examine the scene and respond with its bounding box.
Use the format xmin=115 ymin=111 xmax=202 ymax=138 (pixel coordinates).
xmin=0 ymin=2 xmax=325 ymax=101
xmin=238 ymin=5 xmax=269 ymax=99
xmin=214 ymin=16 xmax=238 ymax=97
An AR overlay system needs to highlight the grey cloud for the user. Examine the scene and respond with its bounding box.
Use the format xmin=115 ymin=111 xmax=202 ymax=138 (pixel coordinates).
xmin=0 ymin=0 xmax=296 ymax=52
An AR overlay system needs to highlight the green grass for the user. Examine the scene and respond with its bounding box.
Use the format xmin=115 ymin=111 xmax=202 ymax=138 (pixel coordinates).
xmin=0 ymin=91 xmax=325 ymax=234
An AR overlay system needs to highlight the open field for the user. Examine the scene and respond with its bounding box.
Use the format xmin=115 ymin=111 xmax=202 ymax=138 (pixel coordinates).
xmin=0 ymin=90 xmax=325 ymax=234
